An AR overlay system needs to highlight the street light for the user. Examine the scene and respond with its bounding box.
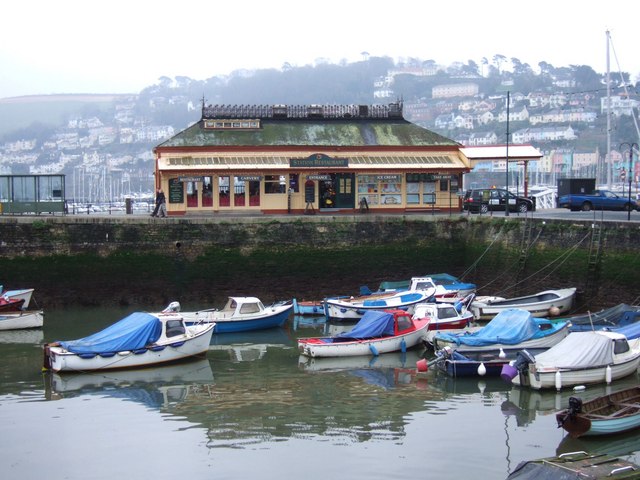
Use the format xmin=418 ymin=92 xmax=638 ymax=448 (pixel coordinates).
xmin=619 ymin=142 xmax=638 ymax=221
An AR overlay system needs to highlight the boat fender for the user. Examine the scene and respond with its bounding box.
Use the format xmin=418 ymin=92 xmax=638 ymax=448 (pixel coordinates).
xmin=416 ymin=358 xmax=428 ymax=372
xmin=369 ymin=344 xmax=379 ymax=356
xmin=555 ymin=370 xmax=562 ymax=391
xmin=605 ymin=365 xmax=612 ymax=384
xmin=477 ymin=362 xmax=487 ymax=376
xmin=400 ymin=338 xmax=406 ymax=353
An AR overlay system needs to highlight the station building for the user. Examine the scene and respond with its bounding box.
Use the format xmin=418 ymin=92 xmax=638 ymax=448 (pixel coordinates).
xmin=153 ymin=102 xmax=472 ymax=215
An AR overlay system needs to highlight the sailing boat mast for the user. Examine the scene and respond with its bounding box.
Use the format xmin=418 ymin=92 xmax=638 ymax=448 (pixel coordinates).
xmin=606 ymin=30 xmax=612 ymax=188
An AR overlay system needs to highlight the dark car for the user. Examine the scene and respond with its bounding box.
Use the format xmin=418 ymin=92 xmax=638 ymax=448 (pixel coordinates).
xmin=462 ymin=188 xmax=534 ymax=214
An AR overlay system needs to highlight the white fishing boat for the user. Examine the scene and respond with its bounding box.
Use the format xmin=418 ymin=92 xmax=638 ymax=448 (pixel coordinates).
xmin=502 ymin=331 xmax=640 ymax=390
xmin=298 ymin=309 xmax=429 ymax=358
xmin=0 ymin=309 xmax=44 ymax=331
xmin=471 ymin=287 xmax=577 ymax=320
xmin=43 ymin=311 xmax=214 ymax=372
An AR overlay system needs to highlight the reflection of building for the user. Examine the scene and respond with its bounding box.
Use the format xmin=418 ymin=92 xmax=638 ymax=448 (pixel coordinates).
xmin=153 ymin=102 xmax=471 ymax=216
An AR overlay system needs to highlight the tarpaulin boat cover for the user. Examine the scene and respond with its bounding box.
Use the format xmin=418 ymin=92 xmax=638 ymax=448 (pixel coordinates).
xmin=337 ymin=311 xmax=395 ymax=339
xmin=611 ymin=321 xmax=640 ymax=340
xmin=533 ymin=332 xmax=618 ymax=369
xmin=568 ymin=303 xmax=639 ymax=331
xmin=434 ymin=309 xmax=566 ymax=347
xmin=58 ymin=312 xmax=163 ymax=354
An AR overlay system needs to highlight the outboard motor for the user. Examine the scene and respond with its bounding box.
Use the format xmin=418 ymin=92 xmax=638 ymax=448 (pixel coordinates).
xmin=557 ymin=396 xmax=583 ymax=428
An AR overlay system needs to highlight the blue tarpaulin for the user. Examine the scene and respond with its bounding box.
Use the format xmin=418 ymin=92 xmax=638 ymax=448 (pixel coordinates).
xmin=337 ymin=310 xmax=395 ymax=339
xmin=58 ymin=312 xmax=163 ymax=354
xmin=435 ymin=309 xmax=567 ymax=347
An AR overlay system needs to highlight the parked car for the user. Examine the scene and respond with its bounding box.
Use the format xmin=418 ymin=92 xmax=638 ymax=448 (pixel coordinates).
xmin=557 ymin=189 xmax=639 ymax=212
xmin=462 ymin=188 xmax=535 ymax=214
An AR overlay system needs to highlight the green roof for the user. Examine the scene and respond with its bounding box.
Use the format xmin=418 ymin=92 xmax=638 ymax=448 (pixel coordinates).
xmin=157 ymin=118 xmax=458 ymax=149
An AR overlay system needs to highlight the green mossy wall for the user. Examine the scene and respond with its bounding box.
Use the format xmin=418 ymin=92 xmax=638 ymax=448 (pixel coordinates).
xmin=1 ymin=215 xmax=638 ymax=310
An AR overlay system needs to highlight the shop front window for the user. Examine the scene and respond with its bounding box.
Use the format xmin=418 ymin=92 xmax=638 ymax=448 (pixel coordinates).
xmin=186 ymin=181 xmax=198 ymax=207
xmin=219 ymin=176 xmax=230 ymax=206
xmin=233 ymin=176 xmax=246 ymax=206
xmin=357 ymin=175 xmax=379 ymax=206
xmin=265 ymin=175 xmax=286 ymax=194
xmin=249 ymin=180 xmax=260 ymax=206
xmin=202 ymin=176 xmax=213 ymax=207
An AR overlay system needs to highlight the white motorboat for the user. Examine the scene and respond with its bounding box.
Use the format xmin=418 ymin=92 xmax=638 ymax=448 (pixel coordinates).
xmin=43 ymin=311 xmax=214 ymax=372
xmin=502 ymin=331 xmax=640 ymax=390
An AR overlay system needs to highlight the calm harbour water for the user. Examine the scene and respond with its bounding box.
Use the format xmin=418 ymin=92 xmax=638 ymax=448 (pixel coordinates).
xmin=2 ymin=307 xmax=640 ymax=480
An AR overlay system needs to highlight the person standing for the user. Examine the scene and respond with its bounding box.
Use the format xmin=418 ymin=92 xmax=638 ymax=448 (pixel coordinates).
xmin=151 ymin=188 xmax=167 ymax=217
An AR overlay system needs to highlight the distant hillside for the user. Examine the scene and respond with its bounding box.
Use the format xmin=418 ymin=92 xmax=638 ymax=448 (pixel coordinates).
xmin=0 ymin=94 xmax=131 ymax=138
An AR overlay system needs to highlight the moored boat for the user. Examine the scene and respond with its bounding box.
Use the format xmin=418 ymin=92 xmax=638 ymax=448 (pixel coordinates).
xmin=502 ymin=331 xmax=640 ymax=390
xmin=556 ymin=386 xmax=640 ymax=438
xmin=432 ymin=308 xmax=570 ymax=353
xmin=165 ymin=297 xmax=293 ymax=333
xmin=0 ymin=309 xmax=44 ymax=331
xmin=298 ymin=309 xmax=429 ymax=358
xmin=507 ymin=451 xmax=640 ymax=480
xmin=0 ymin=287 xmax=35 ymax=309
xmin=324 ymin=285 xmax=435 ymax=320
xmin=43 ymin=311 xmax=215 ymax=372
xmin=471 ymin=287 xmax=577 ymax=320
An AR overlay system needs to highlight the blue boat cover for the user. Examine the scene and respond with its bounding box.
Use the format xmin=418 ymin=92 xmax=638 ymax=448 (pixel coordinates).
xmin=610 ymin=321 xmax=640 ymax=340
xmin=337 ymin=310 xmax=395 ymax=339
xmin=434 ymin=309 xmax=567 ymax=347
xmin=58 ymin=312 xmax=163 ymax=354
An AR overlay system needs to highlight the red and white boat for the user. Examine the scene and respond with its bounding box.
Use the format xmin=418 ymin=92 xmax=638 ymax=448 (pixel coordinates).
xmin=298 ymin=309 xmax=429 ymax=358
xmin=413 ymin=295 xmax=475 ymax=331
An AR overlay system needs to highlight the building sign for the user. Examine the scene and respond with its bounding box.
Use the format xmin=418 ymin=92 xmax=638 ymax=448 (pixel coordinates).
xmin=307 ymin=174 xmax=331 ymax=181
xmin=237 ymin=175 xmax=262 ymax=182
xmin=290 ymin=153 xmax=348 ymax=168
xmin=178 ymin=176 xmax=204 ymax=182
xmin=375 ymin=175 xmax=401 ymax=182
xmin=168 ymin=178 xmax=184 ymax=203
xmin=406 ymin=173 xmax=456 ymax=182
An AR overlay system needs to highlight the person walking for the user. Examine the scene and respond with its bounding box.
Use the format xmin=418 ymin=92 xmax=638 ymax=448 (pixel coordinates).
xmin=151 ymin=188 xmax=167 ymax=217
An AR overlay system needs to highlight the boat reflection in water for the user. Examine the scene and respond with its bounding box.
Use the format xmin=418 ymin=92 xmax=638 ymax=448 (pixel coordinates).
xmin=0 ymin=329 xmax=44 ymax=345
xmin=44 ymin=358 xmax=214 ymax=408
xmin=209 ymin=327 xmax=293 ymax=362
xmin=298 ymin=350 xmax=423 ymax=389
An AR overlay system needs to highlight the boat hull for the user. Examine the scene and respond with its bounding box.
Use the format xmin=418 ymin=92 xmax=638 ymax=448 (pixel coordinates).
xmin=298 ymin=321 xmax=428 ymax=358
xmin=471 ymin=288 xmax=576 ymax=320
xmin=46 ymin=323 xmax=214 ymax=372
xmin=513 ymin=356 xmax=640 ymax=390
xmin=292 ymin=299 xmax=325 ymax=315
xmin=556 ymin=386 xmax=640 ymax=437
xmin=325 ymin=292 xmax=430 ymax=320
xmin=0 ymin=310 xmax=43 ymax=331
xmin=183 ymin=304 xmax=292 ymax=333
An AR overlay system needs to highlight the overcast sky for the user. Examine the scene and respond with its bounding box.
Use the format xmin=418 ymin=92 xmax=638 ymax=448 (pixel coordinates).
xmin=2 ymin=0 xmax=638 ymax=99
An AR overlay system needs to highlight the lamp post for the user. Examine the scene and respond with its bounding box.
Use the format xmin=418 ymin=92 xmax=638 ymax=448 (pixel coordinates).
xmin=619 ymin=142 xmax=638 ymax=221
xmin=505 ymin=91 xmax=510 ymax=216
